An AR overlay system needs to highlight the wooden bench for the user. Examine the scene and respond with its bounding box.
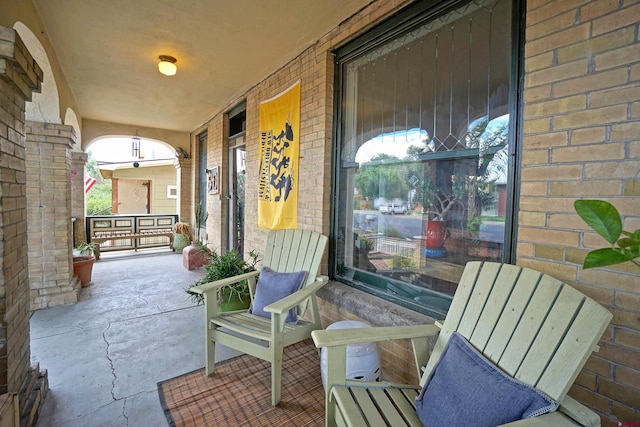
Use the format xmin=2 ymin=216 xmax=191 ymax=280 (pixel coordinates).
xmin=92 ymin=231 xmax=174 ymax=259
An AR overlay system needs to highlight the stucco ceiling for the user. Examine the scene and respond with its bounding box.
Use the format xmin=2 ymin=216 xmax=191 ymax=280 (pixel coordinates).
xmin=32 ymin=0 xmax=371 ymax=132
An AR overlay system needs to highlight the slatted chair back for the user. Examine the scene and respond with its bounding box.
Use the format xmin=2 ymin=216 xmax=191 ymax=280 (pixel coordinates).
xmin=423 ymin=262 xmax=613 ymax=403
xmin=192 ymin=228 xmax=328 ymax=406
xmin=262 ymin=228 xmax=327 ymax=317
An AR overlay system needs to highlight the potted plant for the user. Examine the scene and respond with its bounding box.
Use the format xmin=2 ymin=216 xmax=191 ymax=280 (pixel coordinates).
xmin=73 ymin=242 xmax=97 ymax=286
xmin=172 ymin=221 xmax=191 ymax=253
xmin=194 ymin=200 xmax=208 ymax=242
xmin=74 ymin=241 xmax=97 ymax=256
xmin=419 ymin=172 xmax=465 ymax=257
xmin=574 ymin=199 xmax=640 ymax=269
xmin=183 ymin=201 xmax=210 ymax=269
xmin=185 ymin=249 xmax=261 ymax=311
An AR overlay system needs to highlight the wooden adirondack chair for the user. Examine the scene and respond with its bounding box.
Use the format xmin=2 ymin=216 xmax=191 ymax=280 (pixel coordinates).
xmin=312 ymin=261 xmax=613 ymax=427
xmin=190 ymin=228 xmax=328 ymax=406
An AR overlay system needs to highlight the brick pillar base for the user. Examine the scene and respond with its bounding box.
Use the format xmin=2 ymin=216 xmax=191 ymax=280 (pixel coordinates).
xmin=26 ymin=122 xmax=80 ymax=310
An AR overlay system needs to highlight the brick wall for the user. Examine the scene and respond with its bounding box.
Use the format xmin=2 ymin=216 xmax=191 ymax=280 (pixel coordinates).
xmin=191 ymin=1 xmax=411 ymax=258
xmin=0 ymin=25 xmax=43 ymax=395
xmin=188 ymin=0 xmax=638 ymax=423
xmin=26 ymin=121 xmax=80 ymax=310
xmin=203 ymin=115 xmax=226 ymax=247
xmin=519 ymin=1 xmax=640 ymax=424
xmin=174 ymin=157 xmax=192 ymax=223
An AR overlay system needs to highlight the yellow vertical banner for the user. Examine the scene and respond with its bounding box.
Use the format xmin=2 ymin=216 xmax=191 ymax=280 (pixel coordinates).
xmin=258 ymin=81 xmax=300 ymax=230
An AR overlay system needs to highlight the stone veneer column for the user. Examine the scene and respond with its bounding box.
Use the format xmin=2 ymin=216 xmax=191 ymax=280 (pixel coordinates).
xmin=70 ymin=152 xmax=88 ymax=246
xmin=26 ymin=122 xmax=80 ymax=310
xmin=175 ymin=156 xmax=192 ymax=222
xmin=0 ymin=26 xmax=43 ymax=396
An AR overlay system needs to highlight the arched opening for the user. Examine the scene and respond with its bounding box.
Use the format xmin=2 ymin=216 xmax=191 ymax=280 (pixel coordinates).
xmin=14 ymin=22 xmax=61 ymax=124
xmin=64 ymin=108 xmax=82 ymax=149
xmin=85 ymin=136 xmax=177 ymax=216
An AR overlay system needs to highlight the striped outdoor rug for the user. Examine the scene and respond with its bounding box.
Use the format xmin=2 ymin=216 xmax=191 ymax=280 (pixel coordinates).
xmin=157 ymin=340 xmax=324 ymax=427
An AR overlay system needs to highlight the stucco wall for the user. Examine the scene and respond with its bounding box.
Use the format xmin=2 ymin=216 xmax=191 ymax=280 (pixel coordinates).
xmin=111 ymin=164 xmax=177 ymax=214
xmin=83 ymin=119 xmax=189 ymax=155
xmin=1 ymin=0 xmax=80 ymax=130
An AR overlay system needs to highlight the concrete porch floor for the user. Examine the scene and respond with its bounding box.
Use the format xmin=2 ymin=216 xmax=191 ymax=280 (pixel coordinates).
xmin=30 ymin=248 xmax=242 ymax=427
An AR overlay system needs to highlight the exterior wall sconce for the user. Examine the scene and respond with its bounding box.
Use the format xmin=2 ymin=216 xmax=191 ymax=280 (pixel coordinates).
xmin=158 ymin=55 xmax=177 ymax=76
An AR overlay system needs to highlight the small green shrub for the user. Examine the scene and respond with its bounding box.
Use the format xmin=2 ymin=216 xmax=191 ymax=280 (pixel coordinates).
xmin=186 ymin=249 xmax=260 ymax=305
xmin=392 ymin=256 xmax=415 ymax=269
xmin=75 ymin=242 xmax=97 ymax=255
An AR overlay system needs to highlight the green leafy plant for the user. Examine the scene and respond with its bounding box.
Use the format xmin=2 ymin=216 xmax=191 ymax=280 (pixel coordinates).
xmin=574 ymin=199 xmax=640 ymax=269
xmin=392 ymin=256 xmax=416 ymax=269
xmin=75 ymin=242 xmax=97 ymax=256
xmin=185 ymin=248 xmax=261 ymax=305
xmin=358 ymin=234 xmax=374 ymax=253
xmin=419 ymin=167 xmax=468 ymax=221
xmin=194 ymin=201 xmax=208 ymax=243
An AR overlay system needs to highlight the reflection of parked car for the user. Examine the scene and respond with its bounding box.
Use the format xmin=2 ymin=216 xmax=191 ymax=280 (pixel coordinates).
xmin=379 ymin=203 xmax=407 ymax=215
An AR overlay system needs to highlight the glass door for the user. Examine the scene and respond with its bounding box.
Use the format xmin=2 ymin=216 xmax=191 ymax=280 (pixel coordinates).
xmin=227 ymin=137 xmax=246 ymax=254
xmin=197 ymin=131 xmax=208 ymax=241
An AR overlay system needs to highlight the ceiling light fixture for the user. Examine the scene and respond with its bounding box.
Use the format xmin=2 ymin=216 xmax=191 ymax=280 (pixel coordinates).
xmin=158 ymin=55 xmax=177 ymax=76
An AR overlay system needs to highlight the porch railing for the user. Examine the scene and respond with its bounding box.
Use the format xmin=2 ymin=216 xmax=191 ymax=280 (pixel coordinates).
xmin=368 ymin=235 xmax=416 ymax=258
xmin=86 ymin=214 xmax=178 ymax=255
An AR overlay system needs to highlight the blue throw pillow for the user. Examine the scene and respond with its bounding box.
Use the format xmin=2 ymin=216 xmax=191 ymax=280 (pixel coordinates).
xmin=249 ymin=267 xmax=307 ymax=323
xmin=415 ymin=332 xmax=557 ymax=427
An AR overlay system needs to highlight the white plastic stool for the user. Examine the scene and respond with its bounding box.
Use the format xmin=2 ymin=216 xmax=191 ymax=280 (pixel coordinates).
xmin=320 ymin=320 xmax=381 ymax=390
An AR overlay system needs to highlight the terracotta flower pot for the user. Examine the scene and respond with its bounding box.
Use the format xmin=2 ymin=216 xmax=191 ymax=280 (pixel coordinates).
xmin=423 ymin=220 xmax=447 ymax=249
xmin=183 ymin=243 xmax=210 ymax=270
xmin=73 ymin=255 xmax=96 ymax=287
xmin=422 ymin=220 xmax=447 ymax=258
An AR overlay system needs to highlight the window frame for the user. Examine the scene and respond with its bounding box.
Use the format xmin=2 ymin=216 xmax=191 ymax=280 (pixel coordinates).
xmin=329 ymin=0 xmax=525 ymax=318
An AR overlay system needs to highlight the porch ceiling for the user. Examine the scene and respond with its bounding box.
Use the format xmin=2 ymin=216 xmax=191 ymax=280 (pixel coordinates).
xmin=32 ymin=0 xmax=372 ymax=132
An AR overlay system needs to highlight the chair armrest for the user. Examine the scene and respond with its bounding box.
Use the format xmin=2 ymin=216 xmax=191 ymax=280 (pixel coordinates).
xmin=264 ymin=278 xmax=328 ymax=314
xmin=501 ymin=412 xmax=585 ymax=426
xmin=501 ymin=396 xmax=600 ymax=427
xmin=189 ymin=270 xmax=260 ymax=294
xmin=557 ymin=396 xmax=601 ymax=427
xmin=312 ymin=324 xmax=440 ymax=348
xmin=315 ymin=324 xmax=440 ymax=391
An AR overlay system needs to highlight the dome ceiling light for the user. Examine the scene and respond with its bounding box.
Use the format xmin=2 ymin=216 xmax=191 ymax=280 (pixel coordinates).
xmin=158 ymin=55 xmax=177 ymax=76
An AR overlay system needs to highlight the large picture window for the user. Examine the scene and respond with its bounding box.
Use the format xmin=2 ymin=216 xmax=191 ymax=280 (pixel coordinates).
xmin=333 ymin=0 xmax=519 ymax=318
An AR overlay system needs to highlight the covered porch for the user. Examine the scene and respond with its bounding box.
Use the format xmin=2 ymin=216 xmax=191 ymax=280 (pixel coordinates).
xmin=0 ymin=0 xmax=638 ymax=426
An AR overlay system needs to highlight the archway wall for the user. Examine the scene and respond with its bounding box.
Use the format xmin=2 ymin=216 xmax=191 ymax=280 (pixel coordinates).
xmin=83 ymin=119 xmax=192 ymax=222
xmin=14 ymin=22 xmax=60 ymax=125
xmin=82 ymin=118 xmax=190 ymax=154
xmin=2 ymin=0 xmax=82 ymax=131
